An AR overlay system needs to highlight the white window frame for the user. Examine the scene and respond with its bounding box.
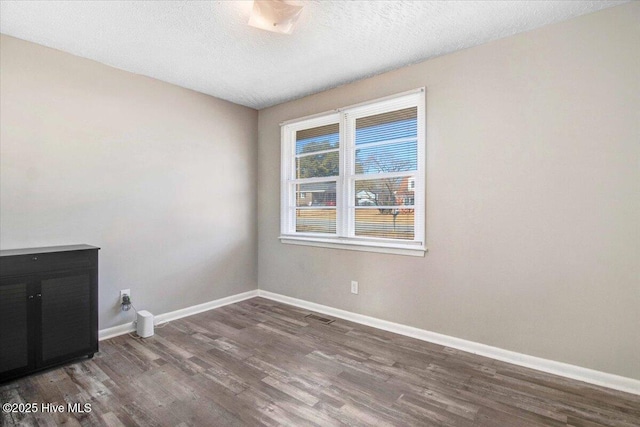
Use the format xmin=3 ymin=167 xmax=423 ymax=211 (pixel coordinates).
xmin=280 ymin=89 xmax=426 ymax=256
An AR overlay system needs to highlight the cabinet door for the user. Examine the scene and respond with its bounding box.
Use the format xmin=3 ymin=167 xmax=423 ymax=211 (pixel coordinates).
xmin=38 ymin=270 xmax=95 ymax=367
xmin=0 ymin=279 xmax=36 ymax=380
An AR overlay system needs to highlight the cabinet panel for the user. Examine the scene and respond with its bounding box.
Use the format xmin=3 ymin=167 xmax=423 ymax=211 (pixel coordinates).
xmin=40 ymin=272 xmax=93 ymax=364
xmin=0 ymin=281 xmax=32 ymax=376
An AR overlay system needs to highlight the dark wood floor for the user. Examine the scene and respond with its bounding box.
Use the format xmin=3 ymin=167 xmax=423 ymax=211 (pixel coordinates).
xmin=2 ymin=297 xmax=639 ymax=426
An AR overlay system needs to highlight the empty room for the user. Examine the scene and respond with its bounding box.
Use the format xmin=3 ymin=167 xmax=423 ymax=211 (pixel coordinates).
xmin=1 ymin=1 xmax=639 ymax=426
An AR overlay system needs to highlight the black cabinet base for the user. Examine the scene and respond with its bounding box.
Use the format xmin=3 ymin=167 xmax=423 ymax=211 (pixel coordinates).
xmin=0 ymin=352 xmax=97 ymax=384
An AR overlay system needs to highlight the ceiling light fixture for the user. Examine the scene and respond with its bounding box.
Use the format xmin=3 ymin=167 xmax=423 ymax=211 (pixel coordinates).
xmin=248 ymin=0 xmax=304 ymax=35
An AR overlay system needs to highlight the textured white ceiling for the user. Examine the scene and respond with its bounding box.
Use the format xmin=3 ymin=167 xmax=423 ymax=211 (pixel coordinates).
xmin=0 ymin=1 xmax=627 ymax=109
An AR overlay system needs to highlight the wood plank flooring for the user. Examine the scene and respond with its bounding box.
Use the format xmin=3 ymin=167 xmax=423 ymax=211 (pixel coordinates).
xmin=1 ymin=297 xmax=639 ymax=426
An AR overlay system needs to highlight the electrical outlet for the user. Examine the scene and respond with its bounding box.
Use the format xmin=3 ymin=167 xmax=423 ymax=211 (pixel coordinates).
xmin=351 ymin=281 xmax=358 ymax=295
xmin=120 ymin=289 xmax=130 ymax=304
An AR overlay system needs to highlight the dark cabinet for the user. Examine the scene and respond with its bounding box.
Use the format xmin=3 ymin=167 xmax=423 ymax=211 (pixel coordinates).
xmin=0 ymin=245 xmax=99 ymax=382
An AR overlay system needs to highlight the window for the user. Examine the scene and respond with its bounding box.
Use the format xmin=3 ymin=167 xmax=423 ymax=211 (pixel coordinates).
xmin=280 ymin=89 xmax=425 ymax=256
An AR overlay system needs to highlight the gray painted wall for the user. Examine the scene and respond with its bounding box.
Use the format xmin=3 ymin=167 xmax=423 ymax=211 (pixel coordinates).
xmin=0 ymin=35 xmax=259 ymax=329
xmin=257 ymin=4 xmax=640 ymax=380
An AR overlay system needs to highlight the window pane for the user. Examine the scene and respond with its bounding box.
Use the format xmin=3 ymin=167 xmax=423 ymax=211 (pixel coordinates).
xmin=297 ymin=150 xmax=339 ymax=179
xmin=296 ymin=123 xmax=339 ymax=155
xmin=354 ymin=176 xmax=414 ymax=208
xmin=296 ymin=182 xmax=336 ymax=207
xmin=354 ymin=208 xmax=414 ymax=240
xmin=296 ymin=209 xmax=336 ymax=234
xmin=355 ymin=140 xmax=417 ymax=175
xmin=355 ymin=107 xmax=417 ymax=146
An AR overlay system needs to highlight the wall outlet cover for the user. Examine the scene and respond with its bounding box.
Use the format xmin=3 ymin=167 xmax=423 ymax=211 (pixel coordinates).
xmin=120 ymin=289 xmax=130 ymax=304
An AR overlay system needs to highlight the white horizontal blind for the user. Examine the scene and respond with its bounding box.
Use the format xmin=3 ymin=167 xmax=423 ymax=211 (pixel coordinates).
xmin=281 ymin=90 xmax=425 ymax=253
xmin=347 ymin=105 xmax=419 ymax=241
xmin=286 ymin=117 xmax=340 ymax=235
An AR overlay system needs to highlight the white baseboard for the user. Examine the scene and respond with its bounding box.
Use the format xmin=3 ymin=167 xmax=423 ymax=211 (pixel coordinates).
xmin=257 ymin=290 xmax=640 ymax=396
xmin=98 ymin=322 xmax=136 ymax=341
xmin=98 ymin=290 xmax=259 ymax=341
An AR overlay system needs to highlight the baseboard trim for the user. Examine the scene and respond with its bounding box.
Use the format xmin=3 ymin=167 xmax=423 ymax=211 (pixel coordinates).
xmin=98 ymin=322 xmax=135 ymax=341
xmin=98 ymin=290 xmax=259 ymax=341
xmin=257 ymin=290 xmax=640 ymax=396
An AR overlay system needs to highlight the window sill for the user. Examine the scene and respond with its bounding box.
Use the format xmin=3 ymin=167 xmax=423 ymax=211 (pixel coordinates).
xmin=279 ymin=236 xmax=427 ymax=257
